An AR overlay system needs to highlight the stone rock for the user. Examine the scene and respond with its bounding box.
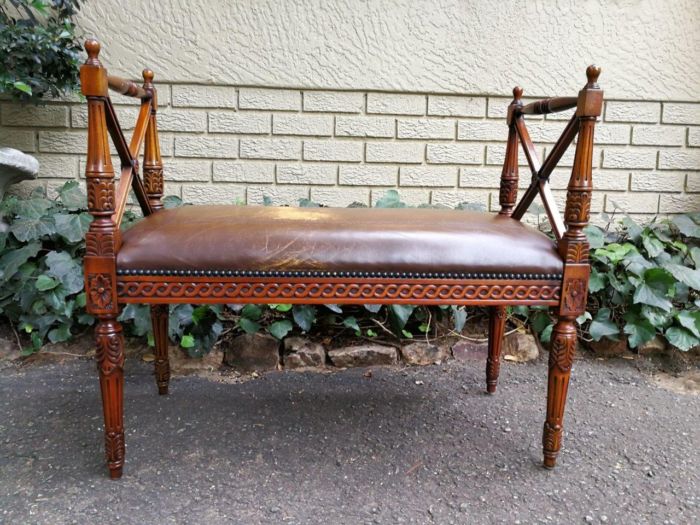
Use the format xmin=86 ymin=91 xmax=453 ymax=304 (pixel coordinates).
xmin=637 ymin=335 xmax=667 ymax=356
xmin=503 ymin=332 xmax=539 ymax=362
xmin=223 ymin=333 xmax=280 ymax=371
xmin=170 ymin=345 xmax=223 ymax=374
xmin=451 ymin=340 xmax=488 ymax=361
xmin=283 ymin=336 xmax=326 ymax=368
xmin=0 ymin=148 xmax=39 ymax=201
xmin=328 ymin=344 xmax=398 ymax=368
xmin=588 ymin=337 xmax=628 ymax=357
xmin=400 ymin=342 xmax=450 ymax=366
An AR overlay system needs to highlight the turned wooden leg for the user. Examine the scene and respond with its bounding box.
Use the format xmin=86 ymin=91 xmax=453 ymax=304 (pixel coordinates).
xmin=543 ymin=316 xmax=577 ymax=468
xmin=486 ymin=306 xmax=506 ymax=394
xmin=95 ymin=315 xmax=126 ymax=479
xmin=151 ymin=305 xmax=170 ymax=395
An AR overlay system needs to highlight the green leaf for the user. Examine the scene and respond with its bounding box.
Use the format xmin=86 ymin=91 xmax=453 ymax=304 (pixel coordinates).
xmin=539 ymin=324 xmax=553 ymax=343
xmin=118 ymin=304 xmax=152 ymax=336
xmin=48 ymin=323 xmax=71 ymax=343
xmin=672 ymin=215 xmax=700 ymax=238
xmin=633 ymin=283 xmax=673 ymax=312
xmin=584 ymin=225 xmax=605 ymax=249
xmin=57 ymin=181 xmax=85 ymax=210
xmin=13 ymin=198 xmax=52 ymax=219
xmin=401 ymin=329 xmax=413 ymax=339
xmin=623 ymin=317 xmax=656 ymax=349
xmin=364 ymin=304 xmax=382 ymax=314
xmin=270 ymin=303 xmax=293 ymax=312
xmin=53 ymin=212 xmax=90 ymax=243
xmin=665 ymin=327 xmax=700 ymax=352
xmin=594 ymin=243 xmax=634 ymax=264
xmin=0 ymin=242 xmax=41 ymax=280
xmin=641 ymin=305 xmax=672 ymax=329
xmin=663 ymin=263 xmax=700 ymax=291
xmin=589 ymin=308 xmax=620 ymax=341
xmin=576 ymin=311 xmax=592 ymax=325
xmin=588 ymin=268 xmax=606 ymax=292
xmin=342 ymin=316 xmax=360 ymax=333
xmin=292 ymin=305 xmax=316 ymax=331
xmin=35 ymin=274 xmax=59 ymax=291
xmin=298 ymin=198 xmax=320 ymax=208
xmin=389 ymin=304 xmax=415 ymax=333
xmin=677 ymin=311 xmax=700 ymax=339
xmin=374 ymin=190 xmax=406 ymax=208
xmin=366 ymin=328 xmax=378 ymax=337
xmin=241 ymin=304 xmax=262 ymax=321
xmin=324 ymin=304 xmax=343 ymax=314
xmin=239 ymin=317 xmax=261 ymax=334
xmin=418 ymin=323 xmax=430 ymax=333
xmin=163 ymin=195 xmax=183 ymax=208
xmin=10 ymin=214 xmax=56 ymax=242
xmin=13 ymin=81 xmax=32 ymax=95
xmin=621 ymin=215 xmax=643 ymax=241
xmin=45 ymin=251 xmax=83 ymax=295
xmin=690 ymin=247 xmax=700 ymax=269
xmin=268 ymin=320 xmax=293 ymax=340
xmin=451 ymin=306 xmax=467 ymax=332
xmin=642 ymin=233 xmax=665 ymax=258
xmin=180 ymin=334 xmax=195 ymax=348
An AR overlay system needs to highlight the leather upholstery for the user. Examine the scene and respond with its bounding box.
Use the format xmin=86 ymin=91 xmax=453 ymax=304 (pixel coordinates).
xmin=117 ymin=205 xmax=563 ymax=275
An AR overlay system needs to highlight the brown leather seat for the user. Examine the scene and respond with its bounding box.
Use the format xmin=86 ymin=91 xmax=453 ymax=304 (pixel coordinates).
xmin=117 ymin=205 xmax=563 ymax=277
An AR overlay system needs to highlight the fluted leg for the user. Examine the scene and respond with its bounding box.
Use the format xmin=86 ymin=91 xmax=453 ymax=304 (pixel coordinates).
xmin=95 ymin=316 xmax=125 ymax=479
xmin=486 ymin=306 xmax=506 ymax=394
xmin=542 ymin=317 xmax=577 ymax=468
xmin=151 ymin=305 xmax=170 ymax=395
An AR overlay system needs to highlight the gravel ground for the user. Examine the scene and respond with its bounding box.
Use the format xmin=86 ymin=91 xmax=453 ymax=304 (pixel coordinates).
xmin=0 ymin=353 xmax=698 ymax=524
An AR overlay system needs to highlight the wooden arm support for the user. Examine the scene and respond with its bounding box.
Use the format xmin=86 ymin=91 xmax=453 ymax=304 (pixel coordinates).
xmin=108 ymin=75 xmax=151 ymax=99
xmin=518 ymin=97 xmax=578 ymax=115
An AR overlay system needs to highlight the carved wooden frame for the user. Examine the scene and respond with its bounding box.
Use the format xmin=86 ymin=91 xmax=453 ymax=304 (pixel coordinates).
xmin=80 ymin=39 xmax=602 ymax=478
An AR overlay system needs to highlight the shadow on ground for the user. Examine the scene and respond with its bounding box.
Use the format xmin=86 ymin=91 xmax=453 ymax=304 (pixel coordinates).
xmin=0 ymin=354 xmax=698 ymax=524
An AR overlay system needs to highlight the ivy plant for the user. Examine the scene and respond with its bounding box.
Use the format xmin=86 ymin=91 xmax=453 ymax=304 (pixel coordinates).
xmin=520 ymin=212 xmax=700 ymax=351
xmin=0 ymin=0 xmax=83 ymax=102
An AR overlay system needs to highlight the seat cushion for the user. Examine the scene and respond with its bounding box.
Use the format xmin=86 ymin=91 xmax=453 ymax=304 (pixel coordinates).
xmin=117 ymin=205 xmax=563 ymax=277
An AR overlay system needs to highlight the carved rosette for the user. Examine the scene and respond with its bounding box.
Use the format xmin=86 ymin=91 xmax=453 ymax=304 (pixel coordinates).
xmin=88 ymin=273 xmax=115 ymax=313
xmin=561 ymin=278 xmax=587 ymax=317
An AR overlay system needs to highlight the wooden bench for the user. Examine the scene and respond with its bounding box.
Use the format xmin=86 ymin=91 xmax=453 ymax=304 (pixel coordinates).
xmin=79 ymin=39 xmax=603 ymax=479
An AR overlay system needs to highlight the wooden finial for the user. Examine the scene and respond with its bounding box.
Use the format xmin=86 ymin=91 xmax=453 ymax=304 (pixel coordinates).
xmin=513 ymin=86 xmax=523 ymax=101
xmin=85 ymin=39 xmax=101 ymax=65
xmin=142 ymin=69 xmax=154 ymax=86
xmin=586 ymin=65 xmax=601 ymax=88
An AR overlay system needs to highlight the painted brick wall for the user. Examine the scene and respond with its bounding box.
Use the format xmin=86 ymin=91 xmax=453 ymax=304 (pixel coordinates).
xmin=1 ymin=85 xmax=699 ymax=217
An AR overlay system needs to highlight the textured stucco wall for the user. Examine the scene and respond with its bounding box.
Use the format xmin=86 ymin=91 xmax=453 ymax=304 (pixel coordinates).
xmin=2 ymin=0 xmax=699 ymax=215
xmin=78 ymin=0 xmax=700 ymax=100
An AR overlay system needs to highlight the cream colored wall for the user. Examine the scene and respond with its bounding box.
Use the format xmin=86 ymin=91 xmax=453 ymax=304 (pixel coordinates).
xmin=79 ymin=0 xmax=700 ymax=100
